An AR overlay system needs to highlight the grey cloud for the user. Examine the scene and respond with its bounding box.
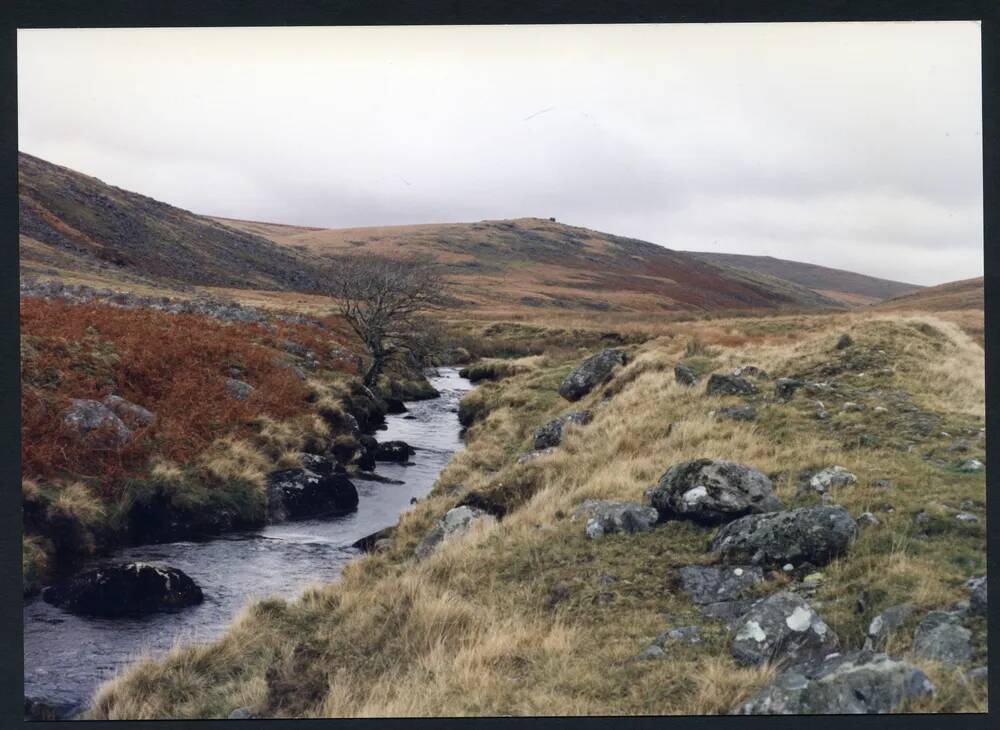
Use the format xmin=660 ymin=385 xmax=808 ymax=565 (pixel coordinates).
xmin=17 ymin=23 xmax=983 ymax=285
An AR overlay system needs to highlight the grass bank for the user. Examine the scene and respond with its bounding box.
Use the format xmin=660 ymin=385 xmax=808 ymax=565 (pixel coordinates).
xmin=91 ymin=309 xmax=985 ymax=717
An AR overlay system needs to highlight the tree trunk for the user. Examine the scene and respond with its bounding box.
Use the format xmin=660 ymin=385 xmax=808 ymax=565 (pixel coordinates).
xmin=363 ymin=355 xmax=383 ymax=388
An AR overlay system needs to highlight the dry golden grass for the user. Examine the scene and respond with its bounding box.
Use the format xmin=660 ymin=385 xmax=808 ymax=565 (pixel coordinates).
xmin=90 ymin=308 xmax=985 ymax=719
xmin=196 ymin=437 xmax=270 ymax=491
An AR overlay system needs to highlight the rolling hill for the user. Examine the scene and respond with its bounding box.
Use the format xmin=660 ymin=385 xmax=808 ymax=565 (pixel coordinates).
xmin=18 ymin=152 xmax=326 ymax=291
xmin=686 ymin=251 xmax=921 ymax=305
xmin=21 ymin=151 xmax=873 ymax=314
xmin=872 ymin=276 xmax=983 ymax=312
xmin=214 ymin=216 xmax=843 ymax=313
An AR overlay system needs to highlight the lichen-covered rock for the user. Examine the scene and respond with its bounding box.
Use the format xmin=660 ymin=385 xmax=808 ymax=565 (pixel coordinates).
xmin=701 ymin=598 xmax=760 ymax=625
xmin=730 ymin=591 xmax=839 ymax=667
xmin=42 ymin=562 xmax=203 ymax=617
xmin=637 ymin=625 xmax=703 ymax=659
xmin=734 ymin=650 xmax=935 ymax=714
xmin=677 ymin=564 xmax=764 ymax=604
xmin=733 ymin=365 xmax=768 ymax=379
xmin=102 ymin=394 xmax=156 ymax=427
xmin=414 ymin=506 xmax=496 ymax=559
xmin=775 ymin=378 xmax=806 ymax=401
xmin=710 ymin=506 xmax=857 ymax=568
xmin=958 ymin=458 xmax=984 ymax=473
xmin=802 ymin=466 xmax=857 ymax=495
xmin=857 ymin=512 xmax=880 ymax=529
xmin=911 ymin=611 xmax=972 ymax=664
xmin=646 ymin=459 xmax=783 ymax=525
xmin=558 ymin=349 xmax=627 ymax=401
xmin=714 ymin=405 xmax=757 ymax=422
xmin=574 ymin=499 xmax=659 ymax=539
xmin=706 ymin=373 xmax=757 ymax=397
xmin=225 ymin=377 xmax=255 ymax=401
xmin=266 ymin=468 xmax=359 ymax=521
xmin=674 ymin=363 xmax=698 ymax=387
xmin=967 ymin=576 xmax=987 ymax=616
xmin=866 ymin=603 xmax=914 ymax=648
xmin=62 ymin=399 xmax=132 ymax=447
xmin=533 ymin=411 xmax=592 ymax=450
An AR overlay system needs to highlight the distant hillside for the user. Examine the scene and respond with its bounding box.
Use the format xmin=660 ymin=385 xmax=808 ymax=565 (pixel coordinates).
xmin=686 ymin=251 xmax=921 ymax=305
xmin=18 ymin=152 xmax=324 ymax=291
xmin=215 ymin=216 xmax=843 ymax=313
xmin=872 ymin=276 xmax=983 ymax=312
xmin=19 ymin=152 xmax=846 ymax=314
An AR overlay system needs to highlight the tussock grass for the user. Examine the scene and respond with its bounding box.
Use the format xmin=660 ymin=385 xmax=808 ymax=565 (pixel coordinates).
xmin=90 ymin=309 xmax=985 ymax=718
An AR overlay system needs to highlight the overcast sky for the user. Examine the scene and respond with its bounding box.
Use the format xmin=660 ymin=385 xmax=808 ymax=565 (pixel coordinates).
xmin=18 ymin=23 xmax=982 ymax=286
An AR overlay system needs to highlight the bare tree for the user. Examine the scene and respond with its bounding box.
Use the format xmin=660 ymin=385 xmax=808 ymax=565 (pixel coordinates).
xmin=326 ymin=254 xmax=446 ymax=386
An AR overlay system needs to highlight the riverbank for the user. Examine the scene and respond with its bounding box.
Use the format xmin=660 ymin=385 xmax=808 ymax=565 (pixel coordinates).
xmin=20 ymin=295 xmax=441 ymax=595
xmin=25 ymin=368 xmax=473 ymax=719
xmin=90 ymin=308 xmax=986 ymax=718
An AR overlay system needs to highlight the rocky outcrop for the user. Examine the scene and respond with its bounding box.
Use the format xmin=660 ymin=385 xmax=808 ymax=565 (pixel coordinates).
xmin=384 ymin=397 xmax=407 ymax=415
xmin=373 ymin=440 xmax=416 ymax=463
xmin=225 ymin=377 xmax=255 ymax=401
xmin=774 ymin=378 xmax=806 ymax=401
xmin=300 ymin=453 xmax=341 ymax=475
xmin=414 ymin=506 xmax=496 ymax=560
xmin=677 ymin=564 xmax=764 ymax=606
xmin=454 ymin=490 xmax=508 ymax=519
xmin=706 ymin=373 xmax=757 ymax=397
xmin=20 ymin=277 xmax=321 ymax=327
xmin=713 ymin=405 xmax=756 ymax=422
xmin=573 ymin=500 xmax=659 ymax=539
xmin=340 ymin=383 xmax=389 ymax=433
xmin=735 ymin=650 xmax=935 ymax=714
xmin=266 ymin=468 xmax=359 ymax=521
xmin=710 ymin=505 xmax=857 ymax=568
xmin=865 ymin=603 xmax=914 ymax=649
xmin=356 ymin=435 xmax=377 ymax=471
xmin=62 ymin=399 xmax=132 ymax=447
xmin=674 ymin=363 xmax=698 ymax=387
xmin=967 ymin=575 xmax=987 ymax=616
xmin=730 ymin=591 xmax=839 ymax=667
xmin=101 ymin=394 xmax=156 ymax=427
xmin=637 ymin=626 xmax=702 ymax=660
xmin=733 ymin=365 xmax=768 ymax=379
xmin=533 ymin=411 xmax=592 ymax=450
xmin=646 ymin=459 xmax=783 ymax=524
xmin=558 ymin=349 xmax=627 ymax=401
xmin=42 ymin=562 xmax=203 ymax=617
xmin=911 ymin=611 xmax=972 ymax=664
xmin=957 ymin=458 xmax=984 ymax=473
xmin=800 ymin=466 xmax=857 ymax=495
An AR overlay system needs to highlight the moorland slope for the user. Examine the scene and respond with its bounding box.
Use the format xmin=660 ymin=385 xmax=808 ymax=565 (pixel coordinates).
xmin=687 ymin=251 xmax=922 ymax=305
xmin=217 ymin=215 xmax=844 ymax=314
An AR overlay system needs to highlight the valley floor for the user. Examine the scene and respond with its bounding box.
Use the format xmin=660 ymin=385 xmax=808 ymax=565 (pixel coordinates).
xmin=89 ymin=306 xmax=987 ymax=718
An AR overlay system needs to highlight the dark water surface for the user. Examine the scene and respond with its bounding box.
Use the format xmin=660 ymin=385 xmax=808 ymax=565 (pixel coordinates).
xmin=23 ymin=367 xmax=472 ymax=718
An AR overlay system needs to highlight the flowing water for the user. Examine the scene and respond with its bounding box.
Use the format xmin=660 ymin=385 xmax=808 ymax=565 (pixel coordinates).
xmin=23 ymin=367 xmax=472 ymax=719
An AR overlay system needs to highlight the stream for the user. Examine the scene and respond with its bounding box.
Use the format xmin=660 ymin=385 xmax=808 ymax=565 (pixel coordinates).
xmin=23 ymin=367 xmax=473 ymax=719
